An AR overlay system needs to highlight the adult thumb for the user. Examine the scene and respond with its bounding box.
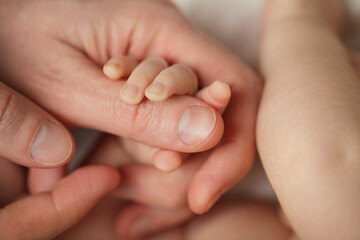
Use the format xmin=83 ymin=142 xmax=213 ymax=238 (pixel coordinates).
xmin=0 ymin=165 xmax=120 ymax=240
xmin=0 ymin=82 xmax=74 ymax=167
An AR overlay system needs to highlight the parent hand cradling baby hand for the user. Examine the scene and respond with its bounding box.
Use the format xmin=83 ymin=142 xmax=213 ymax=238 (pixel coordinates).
xmin=0 ymin=0 xmax=261 ymax=238
xmin=0 ymin=0 xmax=260 ymax=210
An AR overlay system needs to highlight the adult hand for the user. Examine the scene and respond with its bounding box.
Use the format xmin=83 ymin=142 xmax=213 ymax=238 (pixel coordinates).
xmin=29 ymin=128 xmax=211 ymax=239
xmin=0 ymin=164 xmax=120 ymax=240
xmin=0 ymin=82 xmax=120 ymax=240
xmin=56 ymin=176 xmax=292 ymax=240
xmin=0 ymin=82 xmax=73 ymax=168
xmin=0 ymin=0 xmax=261 ymax=214
xmin=61 ymin=133 xmax=250 ymax=239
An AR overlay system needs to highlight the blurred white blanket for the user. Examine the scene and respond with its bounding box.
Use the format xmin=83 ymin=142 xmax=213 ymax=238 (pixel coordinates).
xmin=173 ymin=0 xmax=360 ymax=67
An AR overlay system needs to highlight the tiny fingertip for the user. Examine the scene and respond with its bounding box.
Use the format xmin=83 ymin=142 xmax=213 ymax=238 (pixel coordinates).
xmin=103 ymin=63 xmax=123 ymax=80
xmin=153 ymin=157 xmax=181 ymax=173
xmin=209 ymin=80 xmax=231 ymax=101
xmin=120 ymin=84 xmax=141 ymax=104
xmin=145 ymin=82 xmax=167 ymax=102
xmin=152 ymin=150 xmax=181 ymax=173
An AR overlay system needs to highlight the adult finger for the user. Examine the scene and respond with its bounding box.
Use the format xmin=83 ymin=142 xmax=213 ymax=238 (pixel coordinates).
xmin=25 ymin=43 xmax=224 ymax=153
xmin=86 ymin=135 xmax=190 ymax=202
xmin=1 ymin=1 xmax=258 ymax=154
xmin=28 ymin=167 xmax=66 ymax=194
xmin=0 ymin=1 xmax=260 ymax=215
xmin=144 ymin=13 xmax=262 ymax=214
xmin=99 ymin=5 xmax=261 ymax=216
xmin=0 ymin=157 xmax=26 ymax=207
xmin=188 ymin=83 xmax=260 ymax=214
xmin=0 ymin=82 xmax=74 ymax=168
xmin=0 ymin=165 xmax=120 ymax=240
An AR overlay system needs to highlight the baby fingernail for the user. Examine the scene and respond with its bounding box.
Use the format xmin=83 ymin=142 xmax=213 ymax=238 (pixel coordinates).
xmin=103 ymin=63 xmax=122 ymax=80
xmin=147 ymin=82 xmax=165 ymax=96
xmin=30 ymin=121 xmax=73 ymax=166
xmin=178 ymin=106 xmax=216 ymax=145
xmin=121 ymin=84 xmax=139 ymax=102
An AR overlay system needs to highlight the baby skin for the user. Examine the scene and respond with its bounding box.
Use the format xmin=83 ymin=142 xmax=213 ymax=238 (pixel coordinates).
xmin=103 ymin=56 xmax=231 ymax=172
xmin=258 ymin=0 xmax=360 ymax=239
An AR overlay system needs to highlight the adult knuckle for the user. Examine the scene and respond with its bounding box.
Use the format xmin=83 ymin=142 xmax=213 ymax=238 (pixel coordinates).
xmin=0 ymin=88 xmax=23 ymax=135
xmin=131 ymin=101 xmax=156 ymax=135
xmin=0 ymin=88 xmax=13 ymax=122
xmin=113 ymin=98 xmax=157 ymax=137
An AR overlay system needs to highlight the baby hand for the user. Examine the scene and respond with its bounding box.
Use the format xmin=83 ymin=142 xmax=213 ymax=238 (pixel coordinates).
xmin=103 ymin=55 xmax=231 ymax=172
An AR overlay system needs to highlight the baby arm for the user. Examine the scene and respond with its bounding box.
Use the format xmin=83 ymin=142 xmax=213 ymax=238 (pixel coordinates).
xmin=258 ymin=0 xmax=360 ymax=239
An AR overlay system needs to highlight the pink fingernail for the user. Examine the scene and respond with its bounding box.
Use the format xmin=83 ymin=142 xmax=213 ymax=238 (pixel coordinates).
xmin=30 ymin=121 xmax=73 ymax=166
xmin=178 ymin=106 xmax=216 ymax=145
xmin=147 ymin=82 xmax=165 ymax=96
xmin=121 ymin=84 xmax=139 ymax=99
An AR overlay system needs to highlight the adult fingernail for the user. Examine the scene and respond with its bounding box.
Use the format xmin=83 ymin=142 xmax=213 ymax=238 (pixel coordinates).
xmin=131 ymin=217 xmax=154 ymax=238
xmin=30 ymin=121 xmax=73 ymax=166
xmin=178 ymin=106 xmax=216 ymax=145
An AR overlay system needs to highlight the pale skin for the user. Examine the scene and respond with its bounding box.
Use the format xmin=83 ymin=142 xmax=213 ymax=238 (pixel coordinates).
xmin=30 ymin=56 xmax=231 ymax=188
xmin=103 ymin=55 xmax=231 ymax=172
xmin=28 ymin=57 xmax=231 ymax=184
xmin=28 ymin=56 xmax=234 ymax=239
xmin=258 ymin=0 xmax=360 ymax=239
xmin=0 ymin=0 xmax=261 ymax=216
xmin=29 ymin=56 xmax=232 ymax=191
xmin=0 ymin=0 xmax=260 ymax=239
xmin=4 ymin=0 xmax=359 ymax=239
xmin=56 ymin=0 xmax=360 ymax=239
